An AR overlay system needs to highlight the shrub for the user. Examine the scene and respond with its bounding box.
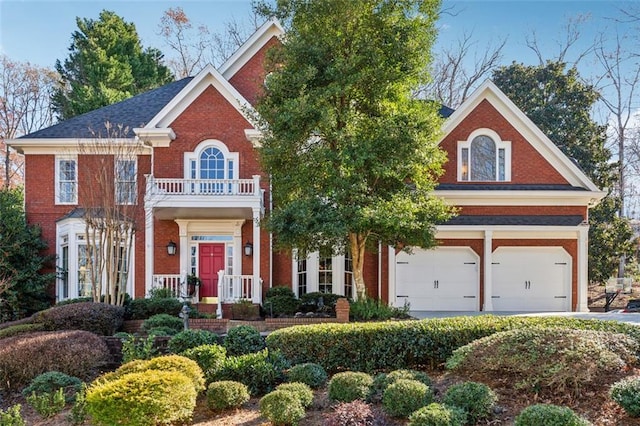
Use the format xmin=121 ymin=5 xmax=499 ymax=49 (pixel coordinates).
xmin=206 ymin=381 xmax=250 ymax=411
xmin=181 ymin=344 xmax=227 ymax=383
xmin=287 ymin=362 xmax=328 ymax=389
xmin=265 ymin=286 xmax=296 ymax=298
xmin=224 ymin=325 xmax=265 ymax=356
xmin=447 ymin=327 xmax=638 ymax=400
xmin=142 ymin=313 xmax=183 ymax=333
xmin=276 ymin=382 xmax=314 ymax=407
xmin=124 ymin=297 xmax=183 ymax=320
xmin=610 ymin=376 xmax=640 ymax=417
xmin=382 ymin=379 xmax=433 ymax=418
xmin=325 ymin=400 xmax=379 ymax=426
xmin=231 ymin=299 xmax=260 ymax=320
xmin=68 ymin=384 xmax=88 ymax=425
xmin=408 ymin=403 xmax=467 ymax=426
xmin=515 ymin=404 xmax=591 ymax=426
xmin=112 ymin=355 xmax=205 ymax=392
xmin=349 ymin=297 xmax=409 ymax=321
xmin=0 ymin=404 xmax=25 ymax=426
xmin=26 ymin=388 xmax=66 ymax=418
xmin=211 ymin=349 xmax=290 ymax=395
xmin=33 ymin=302 xmax=124 ymax=335
xmin=86 ymin=370 xmax=196 ymax=426
xmin=328 ymin=371 xmax=373 ymax=403
xmin=264 ymin=294 xmax=300 ymax=317
xmin=22 ymin=371 xmax=82 ymax=402
xmin=266 ymin=316 xmax=640 ymax=373
xmin=0 ymin=323 xmax=45 ymax=339
xmin=442 ymin=381 xmax=497 ymax=424
xmin=147 ymin=287 xmax=176 ymax=299
xmin=168 ymin=329 xmax=220 ymax=354
xmin=55 ymin=297 xmax=93 ymax=306
xmin=369 ymin=369 xmax=431 ymax=403
xmin=147 ymin=325 xmax=180 ymax=336
xmin=299 ymin=292 xmax=341 ymax=314
xmin=259 ymin=389 xmax=306 ymax=426
xmin=120 ymin=334 xmax=157 ymax=363
xmin=0 ymin=330 xmax=109 ymax=392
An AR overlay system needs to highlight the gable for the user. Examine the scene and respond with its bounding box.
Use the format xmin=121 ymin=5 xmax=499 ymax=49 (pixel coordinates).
xmin=229 ymin=36 xmax=281 ymax=105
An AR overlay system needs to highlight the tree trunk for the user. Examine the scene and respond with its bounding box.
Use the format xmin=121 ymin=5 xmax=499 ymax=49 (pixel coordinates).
xmin=349 ymin=232 xmax=369 ymax=300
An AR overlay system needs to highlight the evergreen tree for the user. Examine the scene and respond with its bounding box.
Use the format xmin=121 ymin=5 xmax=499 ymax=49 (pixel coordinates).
xmin=52 ymin=10 xmax=174 ymax=120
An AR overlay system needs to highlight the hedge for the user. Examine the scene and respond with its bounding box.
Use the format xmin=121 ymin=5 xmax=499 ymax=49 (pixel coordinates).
xmin=265 ymin=315 xmax=640 ymax=373
xmin=33 ymin=302 xmax=124 ymax=335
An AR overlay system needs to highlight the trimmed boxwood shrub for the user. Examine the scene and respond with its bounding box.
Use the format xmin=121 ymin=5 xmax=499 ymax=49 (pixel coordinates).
xmin=206 ymin=381 xmax=250 ymax=411
xmin=109 ymin=355 xmax=205 ymax=393
xmin=442 ymin=382 xmax=497 ymax=424
xmin=33 ymin=302 xmax=124 ymax=335
xmin=328 ymin=371 xmax=373 ymax=403
xmin=408 ymin=403 xmax=467 ymax=426
xmin=369 ymin=369 xmax=432 ymax=403
xmin=86 ymin=370 xmax=197 ymax=426
xmin=168 ymin=329 xmax=220 ymax=354
xmin=514 ymin=404 xmax=591 ymax=425
xmin=22 ymin=371 xmax=82 ymax=402
xmin=266 ymin=316 xmax=640 ymax=374
xmin=124 ymin=297 xmax=183 ymax=320
xmin=276 ymin=382 xmax=314 ymax=408
xmin=259 ymin=389 xmax=306 ymax=426
xmin=0 ymin=330 xmax=109 ymax=392
xmin=382 ymin=379 xmax=433 ymax=418
xmin=286 ymin=363 xmax=328 ymax=389
xmin=181 ymin=344 xmax=227 ymax=383
xmin=610 ymin=376 xmax=640 ymax=417
xmin=0 ymin=323 xmax=45 ymax=339
xmin=211 ymin=349 xmax=290 ymax=396
xmin=141 ymin=314 xmax=183 ymax=334
xmin=147 ymin=326 xmax=180 ymax=336
xmin=265 ymin=286 xmax=296 ymax=298
xmin=224 ymin=325 xmax=265 ymax=356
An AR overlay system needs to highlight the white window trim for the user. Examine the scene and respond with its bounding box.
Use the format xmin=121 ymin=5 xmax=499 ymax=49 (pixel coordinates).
xmin=115 ymin=156 xmax=138 ymax=205
xmin=55 ymin=155 xmax=78 ymax=205
xmin=292 ymin=250 xmax=349 ymax=297
xmin=457 ymin=128 xmax=511 ymax=182
xmin=184 ymin=139 xmax=240 ymax=180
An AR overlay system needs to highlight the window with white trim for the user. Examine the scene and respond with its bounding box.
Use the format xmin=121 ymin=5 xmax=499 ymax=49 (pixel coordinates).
xmin=293 ymin=251 xmax=353 ymax=297
xmin=458 ymin=129 xmax=511 ymax=182
xmin=115 ymin=158 xmax=137 ymax=204
xmin=185 ymin=141 xmax=239 ymax=194
xmin=55 ymin=156 xmax=77 ymax=204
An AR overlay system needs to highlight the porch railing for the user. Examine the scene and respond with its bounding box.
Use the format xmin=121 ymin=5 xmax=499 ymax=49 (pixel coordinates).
xmin=151 ymin=274 xmax=199 ymax=300
xmin=147 ymin=176 xmax=260 ymax=197
xmin=217 ymin=271 xmax=262 ymax=304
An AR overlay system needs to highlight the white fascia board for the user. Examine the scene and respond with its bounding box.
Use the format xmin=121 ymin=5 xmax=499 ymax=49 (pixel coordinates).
xmin=7 ymin=138 xmax=149 ymax=155
xmin=433 ymin=189 xmax=607 ymax=207
xmin=440 ymin=80 xmax=601 ymax=192
xmin=144 ymin=64 xmax=258 ymax=130
xmin=133 ymin=128 xmax=176 ymax=147
xmin=219 ymin=19 xmax=284 ymax=79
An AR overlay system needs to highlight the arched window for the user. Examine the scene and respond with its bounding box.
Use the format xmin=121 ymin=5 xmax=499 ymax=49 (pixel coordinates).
xmin=185 ymin=141 xmax=238 ymax=193
xmin=458 ymin=130 xmax=510 ymax=182
xmin=200 ymin=147 xmax=226 ymax=179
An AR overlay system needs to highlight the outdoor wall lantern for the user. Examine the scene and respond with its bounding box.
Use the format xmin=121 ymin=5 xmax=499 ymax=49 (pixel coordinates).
xmin=244 ymin=241 xmax=253 ymax=257
xmin=167 ymin=241 xmax=177 ymax=256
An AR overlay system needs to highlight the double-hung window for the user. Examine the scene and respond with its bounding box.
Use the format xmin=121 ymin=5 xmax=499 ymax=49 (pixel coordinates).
xmin=115 ymin=158 xmax=137 ymax=204
xmin=458 ymin=129 xmax=511 ymax=182
xmin=56 ymin=156 xmax=77 ymax=204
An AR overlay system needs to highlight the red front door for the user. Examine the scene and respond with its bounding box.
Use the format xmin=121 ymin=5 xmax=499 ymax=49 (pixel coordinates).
xmin=199 ymin=243 xmax=225 ymax=297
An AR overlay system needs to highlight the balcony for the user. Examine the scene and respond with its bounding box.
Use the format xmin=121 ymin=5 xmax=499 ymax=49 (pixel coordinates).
xmin=145 ymin=175 xmax=264 ymax=219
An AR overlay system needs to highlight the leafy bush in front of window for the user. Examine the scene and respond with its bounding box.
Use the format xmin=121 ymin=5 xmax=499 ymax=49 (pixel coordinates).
xmin=33 ymin=302 xmax=124 ymax=335
xmin=206 ymin=381 xmax=250 ymax=411
xmin=276 ymin=382 xmax=314 ymax=408
xmin=109 ymin=354 xmax=205 ymax=393
xmin=328 ymin=371 xmax=373 ymax=403
xmin=442 ymin=381 xmax=497 ymax=424
xmin=610 ymin=376 xmax=640 ymax=417
xmin=124 ymin=297 xmax=183 ymax=320
xmin=0 ymin=404 xmax=26 ymax=426
xmin=286 ymin=362 xmax=328 ymax=389
xmin=86 ymin=370 xmax=197 ymax=426
xmin=168 ymin=329 xmax=220 ymax=354
xmin=224 ymin=325 xmax=265 ymax=356
xmin=514 ymin=404 xmax=591 ymax=426
xmin=141 ymin=313 xmax=183 ymax=334
xmin=265 ymin=286 xmax=296 ymax=298
xmin=259 ymin=389 xmax=306 ymax=426
xmin=382 ymin=378 xmax=433 ymax=418
xmin=299 ymin=292 xmax=341 ymax=314
xmin=408 ymin=402 xmax=467 ymax=426
xmin=22 ymin=371 xmax=83 ymax=402
xmin=264 ymin=290 xmax=300 ymax=317
xmin=210 ymin=349 xmax=290 ymax=396
xmin=0 ymin=330 xmax=109 ymax=392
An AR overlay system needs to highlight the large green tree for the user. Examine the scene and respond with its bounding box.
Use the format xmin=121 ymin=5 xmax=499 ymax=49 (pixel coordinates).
xmin=492 ymin=61 xmax=635 ymax=283
xmin=254 ymin=0 xmax=452 ymax=299
xmin=0 ymin=188 xmax=54 ymax=321
xmin=53 ymin=10 xmax=174 ymax=120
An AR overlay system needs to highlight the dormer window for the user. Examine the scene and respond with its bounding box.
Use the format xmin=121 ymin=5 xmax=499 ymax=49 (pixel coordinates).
xmin=458 ymin=129 xmax=511 ymax=182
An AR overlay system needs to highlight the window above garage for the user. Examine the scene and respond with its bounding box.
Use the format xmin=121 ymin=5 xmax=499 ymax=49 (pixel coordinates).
xmin=458 ymin=129 xmax=511 ymax=182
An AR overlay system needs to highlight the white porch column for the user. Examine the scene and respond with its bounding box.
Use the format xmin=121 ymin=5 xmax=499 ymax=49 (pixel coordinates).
xmin=483 ymin=230 xmax=493 ymax=311
xmin=252 ymin=208 xmax=262 ymax=304
xmin=177 ymin=221 xmax=189 ymax=295
xmin=144 ymin=206 xmax=154 ymax=298
xmin=577 ymin=224 xmax=590 ymax=312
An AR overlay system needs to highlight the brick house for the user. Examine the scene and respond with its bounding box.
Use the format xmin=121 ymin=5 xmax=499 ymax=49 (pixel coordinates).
xmin=9 ymin=20 xmax=604 ymax=315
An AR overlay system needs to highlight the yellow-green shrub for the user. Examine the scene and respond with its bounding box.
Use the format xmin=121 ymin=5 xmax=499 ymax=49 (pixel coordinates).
xmin=108 ymin=355 xmax=205 ymax=392
xmin=86 ymin=370 xmax=196 ymax=426
xmin=206 ymin=381 xmax=250 ymax=411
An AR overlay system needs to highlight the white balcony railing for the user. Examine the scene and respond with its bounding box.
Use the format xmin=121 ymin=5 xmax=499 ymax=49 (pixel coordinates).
xmin=151 ymin=274 xmax=199 ymax=300
xmin=147 ymin=176 xmax=260 ymax=197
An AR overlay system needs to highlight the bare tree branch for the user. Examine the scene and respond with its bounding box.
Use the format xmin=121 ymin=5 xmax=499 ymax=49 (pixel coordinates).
xmin=526 ymin=14 xmax=595 ymax=67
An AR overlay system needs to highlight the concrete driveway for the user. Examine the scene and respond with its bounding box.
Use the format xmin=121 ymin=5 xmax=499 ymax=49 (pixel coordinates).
xmin=409 ymin=311 xmax=640 ymax=326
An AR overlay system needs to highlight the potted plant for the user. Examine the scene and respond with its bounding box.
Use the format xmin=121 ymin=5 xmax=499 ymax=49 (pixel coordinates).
xmin=186 ymin=274 xmax=202 ymax=296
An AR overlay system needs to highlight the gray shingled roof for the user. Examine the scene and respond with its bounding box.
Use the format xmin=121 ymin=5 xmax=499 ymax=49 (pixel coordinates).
xmin=436 ymin=184 xmax=588 ymax=191
xmin=22 ymin=77 xmax=194 ymax=139
xmin=442 ymin=215 xmax=584 ymax=226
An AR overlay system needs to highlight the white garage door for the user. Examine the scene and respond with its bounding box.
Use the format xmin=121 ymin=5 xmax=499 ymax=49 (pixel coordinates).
xmin=396 ymin=247 xmax=479 ymax=311
xmin=492 ymin=247 xmax=571 ymax=312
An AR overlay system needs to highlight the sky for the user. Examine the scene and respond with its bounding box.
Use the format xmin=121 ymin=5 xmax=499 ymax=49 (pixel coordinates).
xmin=0 ymin=0 xmax=636 ymax=72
